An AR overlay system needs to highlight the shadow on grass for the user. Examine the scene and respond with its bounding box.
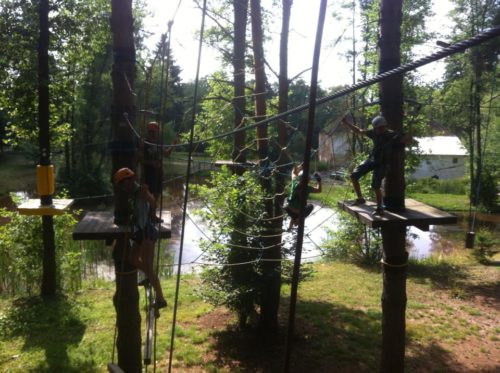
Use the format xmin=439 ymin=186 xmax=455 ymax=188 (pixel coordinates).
xmin=407 ymin=259 xmax=468 ymax=289
xmin=462 ymin=282 xmax=500 ymax=309
xmin=208 ymin=299 xmax=489 ymax=373
xmin=406 ymin=339 xmax=468 ymax=373
xmin=210 ymin=299 xmax=382 ymax=372
xmin=0 ymin=295 xmax=93 ymax=372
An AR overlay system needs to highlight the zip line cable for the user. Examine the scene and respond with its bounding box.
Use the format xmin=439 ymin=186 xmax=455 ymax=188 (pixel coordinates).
xmin=129 ymin=25 xmax=500 ymax=152
xmin=167 ymin=1 xmax=207 ymax=371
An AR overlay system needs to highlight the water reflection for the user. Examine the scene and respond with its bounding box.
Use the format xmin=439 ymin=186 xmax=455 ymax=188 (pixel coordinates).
xmin=160 ymin=200 xmax=338 ymax=274
xmin=407 ymin=226 xmax=456 ymax=259
xmin=4 ymin=168 xmax=496 ymax=281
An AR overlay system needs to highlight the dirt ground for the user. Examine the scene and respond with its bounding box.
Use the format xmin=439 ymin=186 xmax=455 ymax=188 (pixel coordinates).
xmin=193 ymin=265 xmax=499 ymax=373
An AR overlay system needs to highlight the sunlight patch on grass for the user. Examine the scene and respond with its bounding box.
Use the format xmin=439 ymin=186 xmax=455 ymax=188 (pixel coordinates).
xmin=409 ymin=193 xmax=469 ymax=211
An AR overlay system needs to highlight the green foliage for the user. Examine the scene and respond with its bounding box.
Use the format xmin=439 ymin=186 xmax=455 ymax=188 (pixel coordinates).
xmin=473 ymin=227 xmax=499 ymax=263
xmin=194 ymin=167 xmax=268 ymax=325
xmin=407 ymin=177 xmax=468 ymax=195
xmin=323 ymin=213 xmax=382 ymax=265
xmin=189 ymin=72 xmax=237 ymax=159
xmin=0 ymin=198 xmax=80 ymax=296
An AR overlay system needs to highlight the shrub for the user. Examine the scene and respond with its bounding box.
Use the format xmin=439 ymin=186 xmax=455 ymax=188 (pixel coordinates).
xmin=323 ymin=212 xmax=382 ymax=265
xmin=407 ymin=177 xmax=467 ymax=195
xmin=473 ymin=227 xmax=499 ymax=263
xmin=195 ymin=167 xmax=314 ymax=327
xmin=0 ymin=195 xmax=80 ymax=296
xmin=194 ymin=168 xmax=268 ymax=327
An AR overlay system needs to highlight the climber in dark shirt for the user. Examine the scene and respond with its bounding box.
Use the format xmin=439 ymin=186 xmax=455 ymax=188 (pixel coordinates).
xmin=341 ymin=114 xmax=411 ymax=215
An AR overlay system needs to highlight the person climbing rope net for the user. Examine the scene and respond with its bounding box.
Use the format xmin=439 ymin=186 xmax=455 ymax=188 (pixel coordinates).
xmin=113 ymin=168 xmax=167 ymax=314
xmin=284 ymin=164 xmax=322 ymax=230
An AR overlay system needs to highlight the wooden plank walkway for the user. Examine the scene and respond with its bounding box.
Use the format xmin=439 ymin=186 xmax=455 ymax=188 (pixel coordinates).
xmin=337 ymin=198 xmax=457 ymax=231
xmin=72 ymin=210 xmax=171 ymax=241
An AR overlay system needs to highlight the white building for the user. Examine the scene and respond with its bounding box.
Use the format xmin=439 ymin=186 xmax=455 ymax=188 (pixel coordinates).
xmin=411 ymin=136 xmax=468 ymax=180
xmin=318 ymin=120 xmax=351 ymax=168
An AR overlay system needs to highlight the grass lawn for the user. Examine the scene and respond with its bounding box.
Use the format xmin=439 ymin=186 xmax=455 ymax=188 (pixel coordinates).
xmin=408 ymin=192 xmax=470 ymax=212
xmin=1 ymin=252 xmax=498 ymax=372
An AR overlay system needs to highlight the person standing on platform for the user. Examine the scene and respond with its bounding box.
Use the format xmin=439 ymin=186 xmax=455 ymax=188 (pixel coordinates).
xmin=341 ymin=114 xmax=411 ymax=216
xmin=140 ymin=121 xmax=175 ymax=222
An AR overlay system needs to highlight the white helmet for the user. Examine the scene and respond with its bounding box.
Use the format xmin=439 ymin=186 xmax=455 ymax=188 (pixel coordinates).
xmin=372 ymin=116 xmax=387 ymax=129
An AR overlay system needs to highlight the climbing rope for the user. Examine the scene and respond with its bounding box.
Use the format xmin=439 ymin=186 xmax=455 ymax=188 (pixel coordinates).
xmin=167 ymin=1 xmax=207 ymax=371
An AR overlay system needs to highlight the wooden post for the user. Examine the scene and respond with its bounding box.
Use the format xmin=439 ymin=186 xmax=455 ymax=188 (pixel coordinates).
xmin=232 ymin=0 xmax=248 ymax=174
xmin=378 ymin=0 xmax=407 ymax=372
xmin=250 ymin=0 xmax=280 ymax=330
xmin=110 ymin=1 xmax=141 ymax=371
xmin=38 ymin=0 xmax=57 ymax=298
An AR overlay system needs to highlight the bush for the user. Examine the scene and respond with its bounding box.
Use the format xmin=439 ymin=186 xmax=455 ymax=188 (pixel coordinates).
xmin=194 ymin=168 xmax=268 ymax=327
xmin=476 ymin=169 xmax=499 ymax=212
xmin=0 ymin=195 xmax=80 ymax=296
xmin=473 ymin=227 xmax=499 ymax=263
xmin=407 ymin=177 xmax=467 ymax=195
xmin=323 ymin=213 xmax=382 ymax=265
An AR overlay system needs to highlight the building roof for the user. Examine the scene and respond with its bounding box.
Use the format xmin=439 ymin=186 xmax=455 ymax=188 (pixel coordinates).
xmin=415 ymin=136 xmax=468 ymax=156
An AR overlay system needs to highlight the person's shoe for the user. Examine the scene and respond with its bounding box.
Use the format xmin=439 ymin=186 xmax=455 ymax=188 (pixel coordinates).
xmin=154 ymin=299 xmax=167 ymax=309
xmin=351 ymin=198 xmax=366 ymax=206
xmin=372 ymin=206 xmax=384 ymax=216
xmin=151 ymin=215 xmax=163 ymax=224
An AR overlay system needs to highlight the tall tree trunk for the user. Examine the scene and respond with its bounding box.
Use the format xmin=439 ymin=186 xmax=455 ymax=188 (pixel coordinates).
xmin=378 ymin=0 xmax=407 ymax=371
xmin=38 ymin=0 xmax=57 ymax=298
xmin=250 ymin=0 xmax=280 ymax=330
xmin=230 ymin=0 xmax=249 ymax=328
xmin=110 ymin=1 xmax=141 ymax=371
xmin=269 ymin=0 xmax=292 ymax=329
xmin=472 ymin=50 xmax=483 ymax=206
xmin=468 ymin=76 xmax=475 ymax=208
xmin=233 ymin=0 xmax=248 ymax=172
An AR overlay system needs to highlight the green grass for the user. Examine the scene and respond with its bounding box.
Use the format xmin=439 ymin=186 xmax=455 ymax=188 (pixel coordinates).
xmin=311 ymin=181 xmax=353 ymax=207
xmin=1 ymin=253 xmax=498 ymax=372
xmin=407 ymin=192 xmax=469 ymax=211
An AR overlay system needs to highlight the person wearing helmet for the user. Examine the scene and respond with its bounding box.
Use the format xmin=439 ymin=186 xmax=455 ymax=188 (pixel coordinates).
xmin=113 ymin=167 xmax=167 ymax=312
xmin=285 ymin=163 xmax=322 ymax=230
xmin=341 ymin=114 xmax=410 ymax=216
xmin=140 ymin=121 xmax=177 ymax=223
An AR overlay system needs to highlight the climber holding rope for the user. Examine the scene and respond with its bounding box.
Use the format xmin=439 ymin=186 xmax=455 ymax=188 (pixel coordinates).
xmin=285 ymin=164 xmax=322 ymax=230
xmin=140 ymin=121 xmax=177 ymax=222
xmin=341 ymin=114 xmax=411 ymax=216
xmin=113 ymin=168 xmax=167 ymax=313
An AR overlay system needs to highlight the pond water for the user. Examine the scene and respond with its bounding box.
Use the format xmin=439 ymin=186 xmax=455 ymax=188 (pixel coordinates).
xmin=163 ymin=200 xmax=496 ymax=270
xmin=1 ymin=175 xmax=498 ymax=278
xmin=155 ymin=176 xmax=499 ymax=270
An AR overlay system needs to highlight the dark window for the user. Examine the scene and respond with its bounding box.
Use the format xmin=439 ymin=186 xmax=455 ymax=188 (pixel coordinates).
xmin=453 ymin=158 xmax=458 ymax=164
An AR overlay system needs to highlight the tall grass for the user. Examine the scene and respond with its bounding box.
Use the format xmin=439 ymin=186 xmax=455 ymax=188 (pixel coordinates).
xmin=407 ymin=177 xmax=468 ymax=195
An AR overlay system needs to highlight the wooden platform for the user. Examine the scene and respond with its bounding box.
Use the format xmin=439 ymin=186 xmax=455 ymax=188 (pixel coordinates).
xmin=18 ymin=199 xmax=74 ymax=216
xmin=337 ymin=199 xmax=457 ymax=231
xmin=72 ymin=210 xmax=171 ymax=241
xmin=214 ymin=160 xmax=257 ymax=167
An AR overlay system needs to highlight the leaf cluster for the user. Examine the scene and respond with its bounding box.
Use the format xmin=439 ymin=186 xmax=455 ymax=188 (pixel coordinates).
xmin=0 ymin=198 xmax=81 ymax=296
